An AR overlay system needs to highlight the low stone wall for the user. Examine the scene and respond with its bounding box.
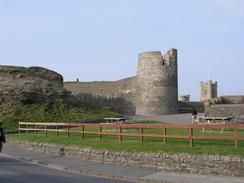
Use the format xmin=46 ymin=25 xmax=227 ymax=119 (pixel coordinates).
xmin=7 ymin=139 xmax=244 ymax=177
xmin=178 ymin=101 xmax=203 ymax=113
xmin=221 ymin=96 xmax=244 ymax=104
xmin=206 ymin=104 xmax=244 ymax=118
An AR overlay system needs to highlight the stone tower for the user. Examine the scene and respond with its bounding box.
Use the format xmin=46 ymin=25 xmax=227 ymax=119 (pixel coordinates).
xmin=136 ymin=48 xmax=178 ymax=115
xmin=200 ymin=80 xmax=217 ymax=102
xmin=178 ymin=95 xmax=190 ymax=102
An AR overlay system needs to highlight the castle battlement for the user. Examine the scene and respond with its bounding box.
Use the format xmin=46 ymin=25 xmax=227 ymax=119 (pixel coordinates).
xmin=138 ymin=49 xmax=177 ymax=64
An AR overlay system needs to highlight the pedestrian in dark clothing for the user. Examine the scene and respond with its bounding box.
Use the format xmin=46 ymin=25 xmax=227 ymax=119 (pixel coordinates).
xmin=0 ymin=122 xmax=6 ymax=152
xmin=192 ymin=108 xmax=197 ymax=116
xmin=192 ymin=108 xmax=198 ymax=124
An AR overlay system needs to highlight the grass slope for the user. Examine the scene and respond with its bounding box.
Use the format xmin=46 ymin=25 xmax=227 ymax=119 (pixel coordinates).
xmin=2 ymin=103 xmax=122 ymax=130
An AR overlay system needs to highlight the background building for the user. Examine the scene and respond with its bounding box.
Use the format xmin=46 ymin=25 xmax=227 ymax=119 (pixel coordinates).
xmin=200 ymin=80 xmax=217 ymax=102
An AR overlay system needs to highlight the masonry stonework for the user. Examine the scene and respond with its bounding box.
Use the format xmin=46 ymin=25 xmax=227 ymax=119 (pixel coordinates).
xmin=64 ymin=48 xmax=178 ymax=115
xmin=136 ymin=49 xmax=178 ymax=115
xmin=8 ymin=140 xmax=244 ymax=177
xmin=178 ymin=95 xmax=190 ymax=102
xmin=200 ymin=80 xmax=217 ymax=102
xmin=204 ymin=96 xmax=244 ymax=117
xmin=64 ymin=77 xmax=137 ymax=114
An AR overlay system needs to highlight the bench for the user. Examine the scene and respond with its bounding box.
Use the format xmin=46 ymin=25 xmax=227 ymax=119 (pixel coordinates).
xmin=103 ymin=118 xmax=126 ymax=124
xmin=102 ymin=118 xmax=127 ymax=131
xmin=193 ymin=116 xmax=232 ymax=132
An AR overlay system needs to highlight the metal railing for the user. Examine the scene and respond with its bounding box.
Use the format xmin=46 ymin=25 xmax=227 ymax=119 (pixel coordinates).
xmin=18 ymin=122 xmax=244 ymax=148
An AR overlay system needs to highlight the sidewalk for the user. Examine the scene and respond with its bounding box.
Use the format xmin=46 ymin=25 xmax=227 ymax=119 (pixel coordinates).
xmin=2 ymin=144 xmax=244 ymax=183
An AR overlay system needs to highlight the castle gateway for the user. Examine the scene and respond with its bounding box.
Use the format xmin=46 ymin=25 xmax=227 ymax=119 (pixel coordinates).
xmin=64 ymin=48 xmax=178 ymax=115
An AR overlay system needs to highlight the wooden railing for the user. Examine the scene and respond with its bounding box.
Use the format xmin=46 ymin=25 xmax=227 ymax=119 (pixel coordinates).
xmin=18 ymin=122 xmax=244 ymax=148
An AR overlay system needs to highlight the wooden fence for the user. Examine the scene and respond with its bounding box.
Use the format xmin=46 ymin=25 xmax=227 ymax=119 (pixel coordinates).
xmin=18 ymin=122 xmax=244 ymax=148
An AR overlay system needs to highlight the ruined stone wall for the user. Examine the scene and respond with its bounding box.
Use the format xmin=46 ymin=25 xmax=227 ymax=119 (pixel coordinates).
xmin=205 ymin=104 xmax=244 ymax=118
xmin=221 ymin=96 xmax=244 ymax=104
xmin=178 ymin=95 xmax=190 ymax=102
xmin=204 ymin=95 xmax=244 ymax=117
xmin=178 ymin=101 xmax=203 ymax=113
xmin=64 ymin=48 xmax=178 ymax=115
xmin=0 ymin=66 xmax=72 ymax=108
xmin=136 ymin=49 xmax=178 ymax=115
xmin=64 ymin=77 xmax=137 ymax=114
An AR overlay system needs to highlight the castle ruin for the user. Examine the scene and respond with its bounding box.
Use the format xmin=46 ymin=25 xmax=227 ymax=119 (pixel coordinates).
xmin=136 ymin=49 xmax=178 ymax=115
xmin=178 ymin=95 xmax=190 ymax=102
xmin=64 ymin=48 xmax=178 ymax=115
xmin=200 ymin=80 xmax=244 ymax=118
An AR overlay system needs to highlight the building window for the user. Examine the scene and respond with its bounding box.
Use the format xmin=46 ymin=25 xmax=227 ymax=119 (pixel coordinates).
xmin=204 ymin=90 xmax=207 ymax=96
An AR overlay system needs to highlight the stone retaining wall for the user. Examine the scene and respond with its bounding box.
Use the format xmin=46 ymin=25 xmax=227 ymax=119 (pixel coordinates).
xmin=7 ymin=139 xmax=244 ymax=177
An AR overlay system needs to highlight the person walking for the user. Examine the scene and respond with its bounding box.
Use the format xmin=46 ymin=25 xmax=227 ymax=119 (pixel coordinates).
xmin=0 ymin=121 xmax=6 ymax=152
xmin=192 ymin=108 xmax=198 ymax=124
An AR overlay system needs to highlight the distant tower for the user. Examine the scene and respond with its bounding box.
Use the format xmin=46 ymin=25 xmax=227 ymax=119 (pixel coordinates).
xmin=200 ymin=80 xmax=217 ymax=102
xmin=136 ymin=48 xmax=178 ymax=115
xmin=178 ymin=95 xmax=190 ymax=102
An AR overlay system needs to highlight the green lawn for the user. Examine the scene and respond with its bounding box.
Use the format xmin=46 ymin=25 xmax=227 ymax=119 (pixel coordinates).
xmin=7 ymin=123 xmax=244 ymax=156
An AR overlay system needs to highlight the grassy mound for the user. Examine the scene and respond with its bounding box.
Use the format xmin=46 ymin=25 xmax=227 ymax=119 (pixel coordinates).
xmin=1 ymin=103 xmax=122 ymax=130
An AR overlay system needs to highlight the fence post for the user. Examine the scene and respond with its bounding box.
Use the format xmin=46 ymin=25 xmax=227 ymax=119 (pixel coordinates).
xmin=26 ymin=124 xmax=29 ymax=134
xmin=45 ymin=125 xmax=47 ymax=137
xmin=56 ymin=125 xmax=58 ymax=136
xmin=67 ymin=126 xmax=70 ymax=137
xmin=163 ymin=128 xmax=167 ymax=144
xmin=189 ymin=127 xmax=193 ymax=147
xmin=99 ymin=126 xmax=102 ymax=141
xmin=140 ymin=127 xmax=144 ymax=143
xmin=119 ymin=127 xmax=122 ymax=142
xmin=35 ymin=124 xmax=37 ymax=135
xmin=18 ymin=123 xmax=20 ymax=134
xmin=234 ymin=128 xmax=238 ymax=149
xmin=82 ymin=126 xmax=84 ymax=140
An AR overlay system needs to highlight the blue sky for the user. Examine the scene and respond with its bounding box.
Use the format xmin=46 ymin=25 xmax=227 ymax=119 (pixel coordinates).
xmin=0 ymin=0 xmax=243 ymax=101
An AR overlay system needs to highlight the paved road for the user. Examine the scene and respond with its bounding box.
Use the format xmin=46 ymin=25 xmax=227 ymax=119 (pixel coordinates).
xmin=0 ymin=155 xmax=131 ymax=183
xmin=126 ymin=113 xmax=244 ymax=124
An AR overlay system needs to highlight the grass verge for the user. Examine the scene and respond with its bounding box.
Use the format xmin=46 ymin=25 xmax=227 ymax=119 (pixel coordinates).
xmin=7 ymin=124 xmax=244 ymax=156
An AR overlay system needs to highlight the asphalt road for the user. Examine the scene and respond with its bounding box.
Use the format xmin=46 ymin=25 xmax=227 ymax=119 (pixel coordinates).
xmin=125 ymin=113 xmax=194 ymax=124
xmin=0 ymin=156 xmax=131 ymax=183
xmin=125 ymin=113 xmax=244 ymax=124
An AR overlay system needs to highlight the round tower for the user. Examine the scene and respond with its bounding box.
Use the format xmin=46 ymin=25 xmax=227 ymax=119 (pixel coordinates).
xmin=136 ymin=48 xmax=178 ymax=115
